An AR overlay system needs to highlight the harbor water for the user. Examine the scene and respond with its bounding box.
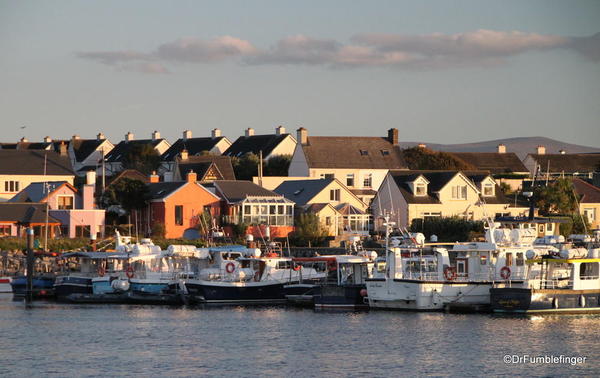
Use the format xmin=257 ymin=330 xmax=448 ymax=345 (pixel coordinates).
xmin=0 ymin=293 xmax=598 ymax=377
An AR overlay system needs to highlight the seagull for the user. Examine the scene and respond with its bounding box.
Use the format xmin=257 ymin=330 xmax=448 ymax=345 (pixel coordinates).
xmin=20 ymin=126 xmax=26 ymax=129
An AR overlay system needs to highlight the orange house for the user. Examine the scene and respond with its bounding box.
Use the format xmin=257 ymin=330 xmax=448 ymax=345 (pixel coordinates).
xmin=143 ymin=171 xmax=221 ymax=239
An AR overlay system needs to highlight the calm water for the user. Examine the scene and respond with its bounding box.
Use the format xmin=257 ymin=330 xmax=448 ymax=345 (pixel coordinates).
xmin=0 ymin=294 xmax=598 ymax=377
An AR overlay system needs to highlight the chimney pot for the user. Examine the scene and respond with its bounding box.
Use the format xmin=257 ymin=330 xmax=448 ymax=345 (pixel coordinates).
xmin=536 ymin=145 xmax=546 ymax=155
xmin=125 ymin=132 xmax=134 ymax=141
xmin=276 ymin=125 xmax=286 ymax=135
xmin=20 ymin=137 xmax=28 ymax=143
xmin=559 ymin=149 xmax=566 ymax=155
xmin=297 ymin=127 xmax=307 ymax=145
xmin=86 ymin=170 xmax=97 ymax=186
xmin=186 ymin=170 xmax=197 ymax=183
xmin=387 ymin=128 xmax=398 ymax=145
xmin=72 ymin=135 xmax=80 ymax=140
xmin=183 ymin=130 xmax=192 ymax=140
xmin=43 ymin=136 xmax=52 ymax=143
xmin=96 ymin=132 xmax=105 ymax=141
xmin=152 ymin=130 xmax=161 ymax=140
xmin=245 ymin=128 xmax=255 ymax=137
xmin=497 ymin=144 xmax=506 ymax=154
xmin=149 ymin=171 xmax=159 ymax=183
xmin=211 ymin=128 xmax=221 ymax=138
xmin=59 ymin=141 xmax=68 ymax=156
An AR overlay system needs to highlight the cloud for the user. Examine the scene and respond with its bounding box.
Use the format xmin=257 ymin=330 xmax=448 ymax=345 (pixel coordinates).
xmin=77 ymin=30 xmax=599 ymax=72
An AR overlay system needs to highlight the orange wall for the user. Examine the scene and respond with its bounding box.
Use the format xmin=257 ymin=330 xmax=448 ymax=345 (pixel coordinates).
xmin=151 ymin=183 xmax=220 ymax=239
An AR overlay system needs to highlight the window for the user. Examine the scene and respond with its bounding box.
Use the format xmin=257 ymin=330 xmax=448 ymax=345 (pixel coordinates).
xmin=319 ymin=173 xmax=334 ymax=179
xmin=584 ymin=208 xmax=596 ymax=223
xmin=346 ymin=174 xmax=354 ymax=187
xmin=580 ymin=262 xmax=599 ymax=280
xmin=203 ymin=205 xmax=212 ymax=215
xmin=451 ymin=185 xmax=467 ymax=199
xmin=506 ymin=253 xmax=513 ymax=266
xmin=547 ymin=223 xmax=554 ymax=232
xmin=483 ymin=183 xmax=494 ymax=196
xmin=277 ymin=261 xmax=291 ymax=269
xmin=381 ymin=150 xmax=390 ymax=156
xmin=244 ymin=205 xmax=251 ymax=214
xmin=175 ymin=205 xmax=183 ymax=225
xmin=0 ymin=225 xmax=10 ymax=236
xmin=359 ymin=150 xmax=369 ymax=156
xmin=415 ymin=183 xmax=426 ymax=196
xmin=363 ymin=174 xmax=372 ymax=188
xmin=516 ymin=252 xmax=524 ymax=266
xmin=57 ymin=196 xmax=74 ymax=210
xmin=325 ymin=217 xmax=332 ymax=226
xmin=75 ymin=225 xmax=90 ymax=238
xmin=421 ymin=212 xmax=441 ymax=219
xmin=4 ymin=181 xmax=20 ymax=193
xmin=330 ymin=189 xmax=340 ymax=201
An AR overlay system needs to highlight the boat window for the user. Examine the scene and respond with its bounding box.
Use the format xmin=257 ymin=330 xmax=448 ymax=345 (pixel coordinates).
xmin=277 ymin=261 xmax=291 ymax=269
xmin=506 ymin=253 xmax=513 ymax=266
xmin=580 ymin=263 xmax=599 ymax=280
xmin=377 ymin=262 xmax=386 ymax=273
xmin=516 ymin=253 xmax=524 ymax=266
xmin=480 ymin=255 xmax=487 ymax=265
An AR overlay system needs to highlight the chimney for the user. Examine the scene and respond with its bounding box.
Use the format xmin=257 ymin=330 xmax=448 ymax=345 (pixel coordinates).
xmin=152 ymin=130 xmax=161 ymax=140
xmin=245 ymin=128 xmax=255 ymax=137
xmin=297 ymin=127 xmax=307 ymax=145
xmin=83 ymin=171 xmax=96 ymax=210
xmin=418 ymin=143 xmax=427 ymax=149
xmin=387 ymin=128 xmax=398 ymax=145
xmin=186 ymin=170 xmax=197 ymax=183
xmin=96 ymin=132 xmax=105 ymax=141
xmin=559 ymin=149 xmax=566 ymax=155
xmin=43 ymin=136 xmax=52 ymax=143
xmin=149 ymin=171 xmax=159 ymax=183
xmin=536 ymin=145 xmax=546 ymax=155
xmin=497 ymin=144 xmax=506 ymax=154
xmin=180 ymin=149 xmax=189 ymax=160
xmin=59 ymin=141 xmax=68 ymax=156
xmin=183 ymin=130 xmax=192 ymax=140
xmin=20 ymin=137 xmax=28 ymax=143
xmin=125 ymin=131 xmax=134 ymax=141
xmin=276 ymin=125 xmax=286 ymax=135
xmin=72 ymin=135 xmax=80 ymax=141
xmin=211 ymin=128 xmax=221 ymax=138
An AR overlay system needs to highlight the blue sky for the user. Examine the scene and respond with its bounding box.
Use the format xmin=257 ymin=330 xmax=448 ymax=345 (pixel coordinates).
xmin=1 ymin=0 xmax=599 ymax=147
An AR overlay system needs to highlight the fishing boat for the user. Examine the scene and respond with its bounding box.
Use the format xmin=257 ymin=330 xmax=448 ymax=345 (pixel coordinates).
xmin=365 ymin=218 xmax=559 ymax=311
xmin=490 ymin=240 xmax=600 ymax=314
xmin=10 ymin=251 xmax=58 ymax=299
xmin=0 ymin=277 xmax=12 ymax=293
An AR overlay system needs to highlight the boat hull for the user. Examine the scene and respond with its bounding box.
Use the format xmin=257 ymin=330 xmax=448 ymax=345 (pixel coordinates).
xmin=490 ymin=287 xmax=600 ymax=314
xmin=185 ymin=280 xmax=287 ymax=305
xmin=314 ymin=284 xmax=369 ymax=311
xmin=10 ymin=276 xmax=55 ymax=299
xmin=0 ymin=277 xmax=12 ymax=293
xmin=54 ymin=276 xmax=93 ymax=299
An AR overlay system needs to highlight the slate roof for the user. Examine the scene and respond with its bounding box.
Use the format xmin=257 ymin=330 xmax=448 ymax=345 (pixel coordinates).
xmin=304 ymin=203 xmax=333 ymax=213
xmin=573 ymin=178 xmax=600 ymax=204
xmin=448 ymin=152 xmax=528 ymax=174
xmin=528 ymin=153 xmax=600 ymax=174
xmin=71 ymin=139 xmax=106 ymax=162
xmin=0 ymin=203 xmax=60 ymax=224
xmin=0 ymin=150 xmax=74 ymax=175
xmin=302 ymin=136 xmax=407 ymax=169
xmin=177 ymin=156 xmax=235 ymax=181
xmin=105 ymin=139 xmax=165 ymax=163
xmin=9 ymin=181 xmax=76 ymax=203
xmin=161 ymin=137 xmax=228 ymax=161
xmin=146 ymin=182 xmax=187 ymax=200
xmin=213 ymin=180 xmax=282 ymax=203
xmin=273 ymin=178 xmax=334 ymax=206
xmin=223 ymin=134 xmax=290 ymax=158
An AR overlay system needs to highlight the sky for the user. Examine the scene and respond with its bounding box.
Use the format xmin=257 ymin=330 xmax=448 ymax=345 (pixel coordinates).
xmin=1 ymin=0 xmax=599 ymax=147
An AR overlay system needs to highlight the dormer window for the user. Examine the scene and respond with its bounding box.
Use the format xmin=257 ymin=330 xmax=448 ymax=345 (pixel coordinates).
xmin=359 ymin=150 xmax=369 ymax=156
xmin=483 ymin=183 xmax=494 ymax=197
xmin=381 ymin=150 xmax=390 ymax=156
xmin=415 ymin=183 xmax=427 ymax=196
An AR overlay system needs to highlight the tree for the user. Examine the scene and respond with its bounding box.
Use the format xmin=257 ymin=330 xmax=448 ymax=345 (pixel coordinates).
xmin=559 ymin=214 xmax=590 ymax=237
xmin=265 ymin=155 xmax=292 ymax=176
xmin=122 ymin=144 xmax=161 ymax=175
xmin=101 ymin=178 xmax=149 ymax=213
xmin=290 ymin=213 xmax=329 ymax=246
xmin=534 ymin=178 xmax=578 ymax=216
xmin=409 ymin=216 xmax=484 ymax=242
xmin=402 ymin=146 xmax=475 ymax=170
xmin=231 ymin=153 xmax=260 ymax=181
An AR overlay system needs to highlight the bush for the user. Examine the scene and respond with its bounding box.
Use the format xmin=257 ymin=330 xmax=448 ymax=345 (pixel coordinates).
xmin=289 ymin=213 xmax=328 ymax=247
xmin=409 ymin=216 xmax=484 ymax=242
xmin=151 ymin=222 xmax=166 ymax=238
xmin=559 ymin=214 xmax=590 ymax=237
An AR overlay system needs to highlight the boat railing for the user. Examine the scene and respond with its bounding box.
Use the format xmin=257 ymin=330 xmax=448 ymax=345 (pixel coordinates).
xmin=529 ymin=278 xmax=573 ymax=289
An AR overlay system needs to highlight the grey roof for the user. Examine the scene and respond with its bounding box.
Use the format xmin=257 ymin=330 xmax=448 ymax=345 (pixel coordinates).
xmin=161 ymin=137 xmax=227 ymax=161
xmin=273 ymin=178 xmax=334 ymax=206
xmin=146 ymin=182 xmax=186 ymax=200
xmin=0 ymin=203 xmax=60 ymax=224
xmin=9 ymin=181 xmax=75 ymax=203
xmin=213 ymin=180 xmax=282 ymax=203
xmin=302 ymin=136 xmax=407 ymax=169
xmin=71 ymin=139 xmax=106 ymax=162
xmin=527 ymin=153 xmax=600 ymax=174
xmin=105 ymin=139 xmax=165 ymax=163
xmin=177 ymin=155 xmax=235 ymax=181
xmin=0 ymin=150 xmax=74 ymax=175
xmin=223 ymin=134 xmax=290 ymax=158
xmin=448 ymin=152 xmax=529 ymax=174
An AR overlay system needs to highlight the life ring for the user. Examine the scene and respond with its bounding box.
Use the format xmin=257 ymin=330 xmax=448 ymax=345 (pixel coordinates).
xmin=126 ymin=266 xmax=135 ymax=279
xmin=500 ymin=266 xmax=511 ymax=280
xmin=225 ymin=262 xmax=236 ymax=274
xmin=98 ymin=265 xmax=106 ymax=277
xmin=443 ymin=266 xmax=457 ymax=281
xmin=254 ymin=271 xmax=261 ymax=281
xmin=293 ymin=264 xmax=301 ymax=272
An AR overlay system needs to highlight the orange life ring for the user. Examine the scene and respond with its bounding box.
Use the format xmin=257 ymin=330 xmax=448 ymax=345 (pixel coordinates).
xmin=293 ymin=264 xmax=301 ymax=272
xmin=98 ymin=265 xmax=106 ymax=277
xmin=444 ymin=266 xmax=457 ymax=281
xmin=225 ymin=262 xmax=236 ymax=274
xmin=500 ymin=266 xmax=511 ymax=280
xmin=126 ymin=266 xmax=135 ymax=279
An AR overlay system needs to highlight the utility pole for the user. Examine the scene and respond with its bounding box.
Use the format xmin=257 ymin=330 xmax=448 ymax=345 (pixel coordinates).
xmin=25 ymin=228 xmax=34 ymax=304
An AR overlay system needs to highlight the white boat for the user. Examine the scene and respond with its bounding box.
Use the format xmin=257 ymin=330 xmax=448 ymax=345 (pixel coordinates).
xmin=0 ymin=276 xmax=12 ymax=293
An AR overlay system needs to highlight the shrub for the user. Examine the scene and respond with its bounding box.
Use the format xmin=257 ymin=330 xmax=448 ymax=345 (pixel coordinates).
xmin=409 ymin=216 xmax=484 ymax=242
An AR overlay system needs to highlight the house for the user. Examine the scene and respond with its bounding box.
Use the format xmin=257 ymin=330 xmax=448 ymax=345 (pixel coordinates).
xmin=8 ymin=172 xmax=106 ymax=238
xmin=0 ymin=150 xmax=74 ymax=201
xmin=371 ymin=170 xmax=528 ymax=230
xmin=523 ymin=146 xmax=600 ymax=179
xmin=288 ymin=128 xmax=408 ymax=204
xmin=104 ymin=131 xmax=170 ymax=176
xmin=211 ymin=180 xmax=295 ymax=238
xmin=222 ymin=126 xmax=296 ymax=160
xmin=573 ymin=178 xmax=600 ymax=230
xmin=67 ymin=134 xmax=114 ymax=177
xmin=171 ymin=153 xmax=235 ymax=183
xmin=159 ymin=129 xmax=232 ymax=174
xmin=141 ymin=171 xmax=221 ymax=239
xmin=273 ymin=178 xmax=370 ymax=236
xmin=0 ymin=203 xmax=61 ymax=238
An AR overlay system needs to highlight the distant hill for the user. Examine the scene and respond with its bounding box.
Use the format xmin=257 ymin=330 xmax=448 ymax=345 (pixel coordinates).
xmin=399 ymin=136 xmax=600 ymax=159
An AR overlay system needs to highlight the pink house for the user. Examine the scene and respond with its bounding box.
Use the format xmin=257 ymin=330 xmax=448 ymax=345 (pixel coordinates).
xmin=8 ymin=171 xmax=105 ymax=238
